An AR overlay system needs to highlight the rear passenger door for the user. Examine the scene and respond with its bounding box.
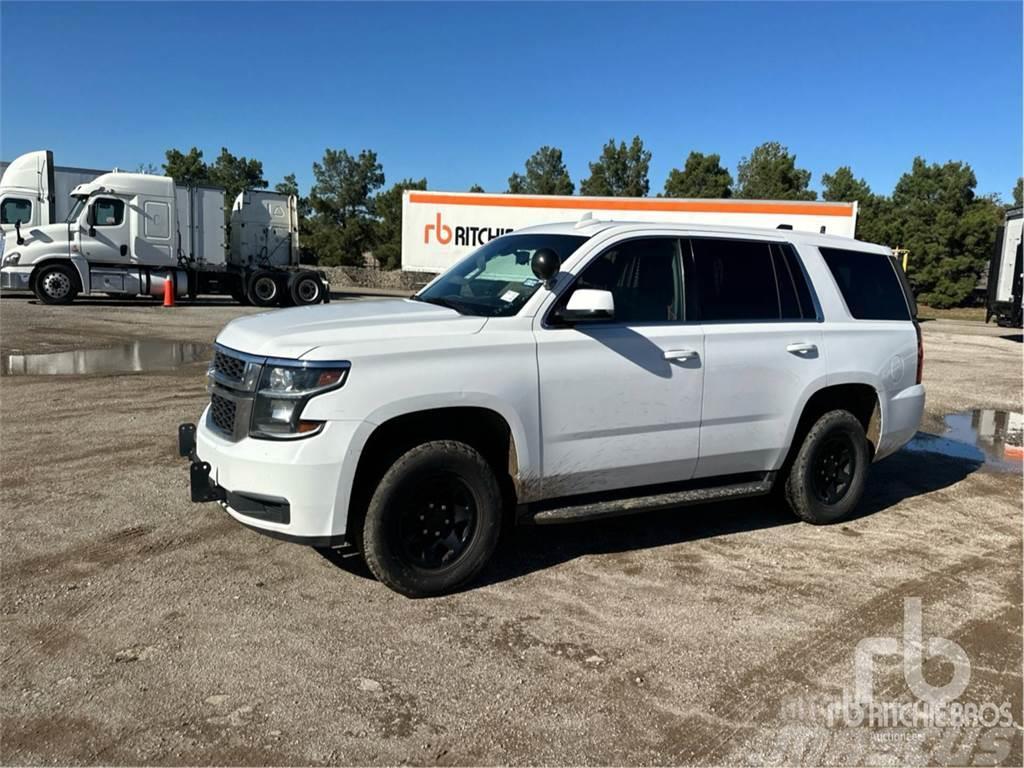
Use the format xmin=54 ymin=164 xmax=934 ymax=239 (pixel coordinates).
xmin=687 ymin=237 xmax=827 ymax=479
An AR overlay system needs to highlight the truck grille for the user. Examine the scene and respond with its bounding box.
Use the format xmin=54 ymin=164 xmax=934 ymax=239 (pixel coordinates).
xmin=207 ymin=345 xmax=262 ymax=441
xmin=210 ymin=393 xmax=238 ymax=435
xmin=212 ymin=349 xmax=247 ymax=383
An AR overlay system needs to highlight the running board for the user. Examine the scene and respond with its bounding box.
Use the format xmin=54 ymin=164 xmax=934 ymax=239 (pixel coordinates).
xmin=529 ymin=474 xmax=775 ymax=525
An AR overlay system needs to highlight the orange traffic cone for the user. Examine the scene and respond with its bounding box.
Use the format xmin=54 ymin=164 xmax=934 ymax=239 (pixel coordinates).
xmin=163 ymin=277 xmax=175 ymax=307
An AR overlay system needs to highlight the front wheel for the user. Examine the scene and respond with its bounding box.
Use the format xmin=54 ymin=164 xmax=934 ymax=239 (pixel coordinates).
xmin=361 ymin=441 xmax=502 ymax=597
xmin=33 ymin=263 xmax=79 ymax=305
xmin=783 ymin=409 xmax=870 ymax=525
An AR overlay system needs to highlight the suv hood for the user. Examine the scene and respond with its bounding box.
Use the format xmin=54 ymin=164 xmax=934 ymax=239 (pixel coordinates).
xmin=216 ymin=298 xmax=487 ymax=358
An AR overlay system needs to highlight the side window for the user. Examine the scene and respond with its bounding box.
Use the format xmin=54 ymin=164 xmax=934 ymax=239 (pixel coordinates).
xmin=570 ymin=237 xmax=682 ymax=323
xmin=0 ymin=198 xmax=32 ymax=225
xmin=771 ymin=243 xmax=817 ymax=320
xmin=91 ymin=198 xmax=125 ymax=227
xmin=688 ymin=238 xmax=780 ymax=322
xmin=819 ymin=247 xmax=911 ymax=321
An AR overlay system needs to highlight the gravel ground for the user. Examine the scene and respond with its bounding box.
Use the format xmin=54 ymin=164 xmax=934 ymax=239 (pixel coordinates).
xmin=1 ymin=296 xmax=1020 ymax=766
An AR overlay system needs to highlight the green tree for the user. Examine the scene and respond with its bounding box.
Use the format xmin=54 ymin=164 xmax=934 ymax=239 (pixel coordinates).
xmin=163 ymin=147 xmax=209 ymax=186
xmin=735 ymin=141 xmax=816 ymax=200
xmin=1013 ymin=177 xmax=1022 ymax=208
xmin=307 ymin=148 xmax=385 ymax=266
xmin=887 ymin=157 xmax=1002 ymax=307
xmin=662 ymin=152 xmax=732 ymax=198
xmin=374 ymin=177 xmax=427 ymax=270
xmin=507 ymin=146 xmax=574 ymax=195
xmin=821 ymin=165 xmax=892 ymax=244
xmin=208 ymin=147 xmax=267 ymax=206
xmin=579 ymin=136 xmax=651 ymax=197
xmin=468 ymin=184 xmax=486 ymax=193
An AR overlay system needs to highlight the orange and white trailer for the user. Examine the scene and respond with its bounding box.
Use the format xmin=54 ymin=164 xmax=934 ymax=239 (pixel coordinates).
xmin=401 ymin=190 xmax=858 ymax=273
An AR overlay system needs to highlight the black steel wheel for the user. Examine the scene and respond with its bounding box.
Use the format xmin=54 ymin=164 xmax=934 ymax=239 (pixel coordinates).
xmin=783 ymin=409 xmax=870 ymax=525
xmin=810 ymin=434 xmax=856 ymax=505
xmin=361 ymin=440 xmax=502 ymax=597
xmin=394 ymin=473 xmax=478 ymax=570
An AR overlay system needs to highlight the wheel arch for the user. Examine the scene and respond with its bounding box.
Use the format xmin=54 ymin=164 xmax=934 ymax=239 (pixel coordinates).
xmin=346 ymin=405 xmax=524 ymax=539
xmin=29 ymin=257 xmax=84 ymax=292
xmin=782 ymin=382 xmax=882 ymax=469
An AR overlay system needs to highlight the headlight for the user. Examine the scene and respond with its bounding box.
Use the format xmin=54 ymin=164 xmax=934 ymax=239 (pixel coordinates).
xmin=249 ymin=360 xmax=349 ymax=439
xmin=2 ymin=252 xmax=20 ymax=266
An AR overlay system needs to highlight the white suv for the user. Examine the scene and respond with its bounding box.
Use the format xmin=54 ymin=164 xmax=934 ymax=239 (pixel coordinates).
xmin=180 ymin=219 xmax=925 ymax=597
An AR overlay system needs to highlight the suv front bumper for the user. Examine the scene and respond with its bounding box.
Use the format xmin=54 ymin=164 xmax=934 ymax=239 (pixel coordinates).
xmin=179 ymin=409 xmax=371 ymax=545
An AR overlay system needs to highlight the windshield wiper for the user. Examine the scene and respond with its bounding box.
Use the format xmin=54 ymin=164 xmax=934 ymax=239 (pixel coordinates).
xmin=413 ymin=295 xmax=474 ymax=315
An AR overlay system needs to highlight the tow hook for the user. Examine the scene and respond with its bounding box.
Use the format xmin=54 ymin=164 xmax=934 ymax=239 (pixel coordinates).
xmin=179 ymin=422 xmax=226 ymax=503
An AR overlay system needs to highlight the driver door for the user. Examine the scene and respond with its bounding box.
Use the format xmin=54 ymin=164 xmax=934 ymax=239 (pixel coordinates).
xmin=533 ymin=236 xmax=705 ymax=499
xmin=81 ymin=197 xmax=130 ymax=264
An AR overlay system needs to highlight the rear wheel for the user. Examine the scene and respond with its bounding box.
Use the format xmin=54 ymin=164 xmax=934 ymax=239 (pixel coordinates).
xmin=288 ymin=271 xmax=324 ymax=306
xmin=33 ymin=263 xmax=78 ymax=305
xmin=247 ymin=270 xmax=280 ymax=307
xmin=361 ymin=440 xmax=502 ymax=597
xmin=783 ymin=409 xmax=869 ymax=524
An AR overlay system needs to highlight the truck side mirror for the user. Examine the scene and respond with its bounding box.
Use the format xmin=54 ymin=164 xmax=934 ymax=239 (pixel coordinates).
xmin=558 ymin=289 xmax=615 ymax=322
xmin=88 ymin=225 xmax=96 ymax=237
xmin=531 ymin=248 xmax=560 ymax=286
xmin=15 ymin=220 xmax=24 ymax=245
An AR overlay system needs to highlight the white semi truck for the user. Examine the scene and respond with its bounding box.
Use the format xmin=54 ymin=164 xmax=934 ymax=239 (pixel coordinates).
xmin=0 ymin=150 xmax=328 ymax=306
xmin=986 ymin=207 xmax=1023 ymax=327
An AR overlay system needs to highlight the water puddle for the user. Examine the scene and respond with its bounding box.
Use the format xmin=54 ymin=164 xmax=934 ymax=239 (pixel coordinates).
xmin=1 ymin=340 xmax=210 ymax=376
xmin=905 ymin=409 xmax=1023 ymax=473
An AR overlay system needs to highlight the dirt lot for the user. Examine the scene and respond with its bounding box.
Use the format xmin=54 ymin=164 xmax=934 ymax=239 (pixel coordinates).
xmin=1 ymin=295 xmax=1021 ymax=766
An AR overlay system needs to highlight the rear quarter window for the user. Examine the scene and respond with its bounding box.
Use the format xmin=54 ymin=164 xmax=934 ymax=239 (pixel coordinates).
xmin=819 ymin=247 xmax=912 ymax=321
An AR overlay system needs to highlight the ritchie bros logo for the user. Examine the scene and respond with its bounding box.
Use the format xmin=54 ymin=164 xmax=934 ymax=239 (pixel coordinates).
xmin=424 ymin=213 xmax=513 ymax=247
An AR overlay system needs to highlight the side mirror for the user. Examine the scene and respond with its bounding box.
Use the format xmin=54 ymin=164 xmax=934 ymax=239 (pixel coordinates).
xmin=15 ymin=220 xmax=24 ymax=245
xmin=531 ymin=248 xmax=560 ymax=285
xmin=559 ymin=289 xmax=615 ymax=322
xmin=88 ymin=226 xmax=96 ymax=237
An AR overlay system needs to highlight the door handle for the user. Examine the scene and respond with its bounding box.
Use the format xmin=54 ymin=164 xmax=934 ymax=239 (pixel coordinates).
xmin=786 ymin=342 xmax=818 ymax=355
xmin=664 ymin=348 xmax=699 ymax=361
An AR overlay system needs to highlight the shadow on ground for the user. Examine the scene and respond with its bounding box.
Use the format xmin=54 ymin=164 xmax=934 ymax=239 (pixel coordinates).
xmin=320 ymin=435 xmax=979 ymax=592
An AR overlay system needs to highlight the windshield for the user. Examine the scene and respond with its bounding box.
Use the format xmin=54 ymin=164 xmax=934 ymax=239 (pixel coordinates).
xmin=65 ymin=197 xmax=86 ymax=223
xmin=415 ymin=233 xmax=588 ymax=317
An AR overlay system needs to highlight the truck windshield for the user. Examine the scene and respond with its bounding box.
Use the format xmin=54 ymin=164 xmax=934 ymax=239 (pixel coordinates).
xmin=65 ymin=197 xmax=86 ymax=223
xmin=414 ymin=233 xmax=588 ymax=317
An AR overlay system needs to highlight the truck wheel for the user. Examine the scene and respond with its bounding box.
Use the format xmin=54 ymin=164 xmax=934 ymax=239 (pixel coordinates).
xmin=247 ymin=271 xmax=280 ymax=307
xmin=361 ymin=440 xmax=502 ymax=597
xmin=288 ymin=271 xmax=324 ymax=305
xmin=783 ymin=410 xmax=870 ymax=525
xmin=33 ymin=264 xmax=79 ymax=305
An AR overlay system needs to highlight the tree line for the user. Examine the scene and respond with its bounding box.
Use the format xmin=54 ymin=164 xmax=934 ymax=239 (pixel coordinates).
xmin=162 ymin=141 xmax=1024 ymax=308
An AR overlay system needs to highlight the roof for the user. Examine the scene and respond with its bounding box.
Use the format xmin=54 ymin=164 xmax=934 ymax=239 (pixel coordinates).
xmin=512 ymin=217 xmax=890 ymax=254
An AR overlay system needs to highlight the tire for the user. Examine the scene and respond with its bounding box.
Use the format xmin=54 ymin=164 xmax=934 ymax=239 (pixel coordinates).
xmin=783 ymin=409 xmax=870 ymax=525
xmin=288 ymin=271 xmax=324 ymax=306
xmin=247 ymin=270 xmax=280 ymax=307
xmin=33 ymin=263 xmax=78 ymax=305
xmin=361 ymin=440 xmax=502 ymax=598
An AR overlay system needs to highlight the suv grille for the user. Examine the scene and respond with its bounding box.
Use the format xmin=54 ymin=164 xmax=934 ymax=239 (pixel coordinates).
xmin=210 ymin=392 xmax=237 ymax=435
xmin=213 ymin=349 xmax=246 ymax=383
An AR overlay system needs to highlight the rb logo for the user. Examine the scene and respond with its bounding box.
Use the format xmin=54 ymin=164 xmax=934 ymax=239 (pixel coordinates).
xmin=424 ymin=213 xmax=452 ymax=245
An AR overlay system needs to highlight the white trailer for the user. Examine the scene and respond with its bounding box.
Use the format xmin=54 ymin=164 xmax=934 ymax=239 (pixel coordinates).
xmin=0 ymin=150 xmax=327 ymax=306
xmin=986 ymin=207 xmax=1022 ymax=327
xmin=401 ymin=190 xmax=859 ymax=273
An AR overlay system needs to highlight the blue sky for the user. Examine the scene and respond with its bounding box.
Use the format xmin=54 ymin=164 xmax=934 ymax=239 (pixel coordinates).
xmin=2 ymin=2 xmax=1021 ymax=200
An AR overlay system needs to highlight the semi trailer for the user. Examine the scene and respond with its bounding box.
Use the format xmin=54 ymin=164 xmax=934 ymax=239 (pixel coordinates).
xmin=401 ymin=190 xmax=860 ymax=273
xmin=986 ymin=207 xmax=1023 ymax=327
xmin=0 ymin=150 xmax=328 ymax=306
